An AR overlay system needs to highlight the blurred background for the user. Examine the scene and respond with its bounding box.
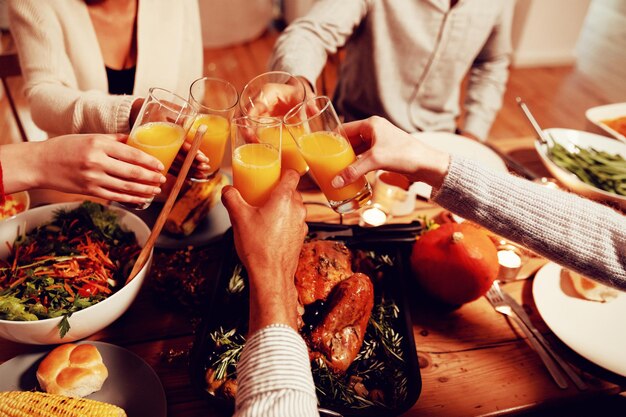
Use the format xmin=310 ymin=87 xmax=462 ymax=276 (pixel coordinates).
xmin=0 ymin=0 xmax=624 ymax=144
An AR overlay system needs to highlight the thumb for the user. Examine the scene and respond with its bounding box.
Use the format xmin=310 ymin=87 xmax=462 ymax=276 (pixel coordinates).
xmin=111 ymin=134 xmax=129 ymax=143
xmin=221 ymin=185 xmax=250 ymax=223
xmin=331 ymin=151 xmax=376 ymax=188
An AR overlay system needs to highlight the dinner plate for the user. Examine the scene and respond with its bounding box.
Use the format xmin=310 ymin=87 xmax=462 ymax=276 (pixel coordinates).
xmin=585 ymin=102 xmax=626 ymax=143
xmin=0 ymin=341 xmax=167 ymax=417
xmin=532 ymin=262 xmax=626 ymax=377
xmin=409 ymin=132 xmax=508 ymax=199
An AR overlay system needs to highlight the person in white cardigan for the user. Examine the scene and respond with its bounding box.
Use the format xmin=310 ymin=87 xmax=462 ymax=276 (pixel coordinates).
xmin=8 ymin=0 xmax=203 ymax=136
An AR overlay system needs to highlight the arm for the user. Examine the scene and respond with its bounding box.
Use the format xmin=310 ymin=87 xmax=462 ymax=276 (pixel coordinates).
xmin=269 ymin=0 xmax=369 ymax=89
xmin=221 ymin=171 xmax=318 ymax=417
xmin=332 ymin=117 xmax=626 ymax=289
xmin=8 ymin=0 xmax=136 ymax=134
xmin=0 ymin=136 xmax=166 ymax=205
xmin=460 ymin=1 xmax=515 ymax=140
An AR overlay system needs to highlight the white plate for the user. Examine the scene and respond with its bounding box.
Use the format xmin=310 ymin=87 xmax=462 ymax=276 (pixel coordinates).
xmin=532 ymin=262 xmax=626 ymax=377
xmin=0 ymin=341 xmax=166 ymax=417
xmin=585 ymin=102 xmax=626 ymax=143
xmin=409 ymin=132 xmax=508 ymax=199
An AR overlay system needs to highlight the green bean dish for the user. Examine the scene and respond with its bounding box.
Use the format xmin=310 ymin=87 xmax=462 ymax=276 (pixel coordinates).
xmin=548 ymin=142 xmax=626 ymax=196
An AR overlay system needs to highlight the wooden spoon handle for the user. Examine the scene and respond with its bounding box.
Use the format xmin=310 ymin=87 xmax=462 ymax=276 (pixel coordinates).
xmin=126 ymin=124 xmax=208 ymax=284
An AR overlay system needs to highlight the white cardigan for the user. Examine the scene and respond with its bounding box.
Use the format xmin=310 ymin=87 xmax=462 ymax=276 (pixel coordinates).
xmin=9 ymin=0 xmax=203 ymax=135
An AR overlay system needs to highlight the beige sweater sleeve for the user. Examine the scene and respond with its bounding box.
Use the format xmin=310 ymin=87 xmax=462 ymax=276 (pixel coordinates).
xmin=433 ymin=157 xmax=626 ymax=290
xmin=8 ymin=0 xmax=135 ymax=135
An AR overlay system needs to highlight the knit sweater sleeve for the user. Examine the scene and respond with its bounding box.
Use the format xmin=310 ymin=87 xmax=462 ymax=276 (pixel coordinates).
xmin=269 ymin=0 xmax=369 ymax=88
xmin=8 ymin=0 xmax=135 ymax=135
xmin=432 ymin=157 xmax=626 ymax=290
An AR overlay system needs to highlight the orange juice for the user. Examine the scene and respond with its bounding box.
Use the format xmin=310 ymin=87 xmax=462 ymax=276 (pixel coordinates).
xmin=258 ymin=126 xmax=308 ymax=175
xmin=128 ymin=121 xmax=186 ymax=174
xmin=232 ymin=143 xmax=281 ymax=206
xmin=297 ymin=131 xmax=366 ymax=202
xmin=187 ymin=114 xmax=230 ymax=175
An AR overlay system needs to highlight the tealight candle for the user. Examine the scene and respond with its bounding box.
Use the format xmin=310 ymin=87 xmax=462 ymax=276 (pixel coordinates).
xmin=496 ymin=246 xmax=523 ymax=281
xmin=359 ymin=205 xmax=388 ymax=227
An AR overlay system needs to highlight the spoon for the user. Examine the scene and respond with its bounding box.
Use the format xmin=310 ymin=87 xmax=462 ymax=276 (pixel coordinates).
xmin=515 ymin=97 xmax=552 ymax=146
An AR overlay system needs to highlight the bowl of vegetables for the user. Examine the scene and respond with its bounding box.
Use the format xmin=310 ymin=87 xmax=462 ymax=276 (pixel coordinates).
xmin=0 ymin=201 xmax=151 ymax=344
xmin=535 ymin=128 xmax=626 ymax=210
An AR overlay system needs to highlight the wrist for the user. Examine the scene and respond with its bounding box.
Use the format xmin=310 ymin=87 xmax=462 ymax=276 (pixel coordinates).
xmin=411 ymin=148 xmax=450 ymax=189
xmin=1 ymin=143 xmax=43 ymax=193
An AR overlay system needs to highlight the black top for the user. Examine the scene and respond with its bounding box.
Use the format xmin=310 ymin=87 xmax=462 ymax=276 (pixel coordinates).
xmin=105 ymin=66 xmax=136 ymax=95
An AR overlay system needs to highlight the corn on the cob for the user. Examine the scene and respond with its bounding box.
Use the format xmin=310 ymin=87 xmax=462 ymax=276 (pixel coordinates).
xmin=0 ymin=391 xmax=126 ymax=417
xmin=165 ymin=173 xmax=228 ymax=236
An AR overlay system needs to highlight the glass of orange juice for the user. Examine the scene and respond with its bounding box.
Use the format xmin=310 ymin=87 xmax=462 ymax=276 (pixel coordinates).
xmin=188 ymin=77 xmax=239 ymax=181
xmin=284 ymin=96 xmax=371 ymax=213
xmin=126 ymin=87 xmax=196 ymax=209
xmin=231 ymin=116 xmax=282 ymax=207
xmin=240 ymin=71 xmax=309 ymax=175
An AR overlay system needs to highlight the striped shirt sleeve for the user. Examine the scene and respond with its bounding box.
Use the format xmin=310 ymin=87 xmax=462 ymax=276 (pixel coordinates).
xmin=234 ymin=324 xmax=319 ymax=417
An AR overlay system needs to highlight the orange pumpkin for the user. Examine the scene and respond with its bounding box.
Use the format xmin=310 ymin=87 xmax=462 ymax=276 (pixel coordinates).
xmin=410 ymin=223 xmax=499 ymax=305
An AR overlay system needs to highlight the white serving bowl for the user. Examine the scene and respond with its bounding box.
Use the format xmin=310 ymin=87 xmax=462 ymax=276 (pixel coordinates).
xmin=585 ymin=102 xmax=626 ymax=143
xmin=0 ymin=202 xmax=152 ymax=344
xmin=535 ymin=128 xmax=626 ymax=210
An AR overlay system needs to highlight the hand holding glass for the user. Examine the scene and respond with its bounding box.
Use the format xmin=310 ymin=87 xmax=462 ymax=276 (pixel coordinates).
xmin=231 ymin=116 xmax=282 ymax=207
xmin=284 ymin=96 xmax=372 ymax=213
xmin=240 ymin=71 xmax=309 ymax=175
xmin=187 ymin=77 xmax=239 ymax=180
xmin=126 ymin=87 xmax=196 ymax=209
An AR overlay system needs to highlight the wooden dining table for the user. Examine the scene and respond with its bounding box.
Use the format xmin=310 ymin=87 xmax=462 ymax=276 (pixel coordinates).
xmin=0 ymin=135 xmax=624 ymax=417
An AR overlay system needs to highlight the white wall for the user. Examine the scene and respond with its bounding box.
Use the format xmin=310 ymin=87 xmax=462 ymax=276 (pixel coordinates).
xmin=511 ymin=0 xmax=592 ymax=67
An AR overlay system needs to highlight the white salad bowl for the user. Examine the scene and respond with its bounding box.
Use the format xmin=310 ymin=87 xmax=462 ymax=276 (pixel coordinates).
xmin=535 ymin=128 xmax=626 ymax=210
xmin=0 ymin=202 xmax=152 ymax=344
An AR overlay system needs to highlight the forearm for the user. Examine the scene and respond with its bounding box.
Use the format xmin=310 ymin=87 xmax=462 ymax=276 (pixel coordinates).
xmin=270 ymin=0 xmax=367 ymax=86
xmin=29 ymin=85 xmax=137 ymax=134
xmin=234 ymin=325 xmax=318 ymax=417
xmin=0 ymin=142 xmax=45 ymax=193
xmin=433 ymin=157 xmax=626 ymax=289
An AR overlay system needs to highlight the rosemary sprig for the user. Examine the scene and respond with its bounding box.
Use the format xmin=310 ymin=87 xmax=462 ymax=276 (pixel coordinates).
xmin=227 ymin=264 xmax=245 ymax=295
xmin=209 ymin=327 xmax=246 ymax=381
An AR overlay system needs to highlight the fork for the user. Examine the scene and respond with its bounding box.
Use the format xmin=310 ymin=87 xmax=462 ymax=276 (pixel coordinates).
xmin=485 ymin=282 xmax=569 ymax=389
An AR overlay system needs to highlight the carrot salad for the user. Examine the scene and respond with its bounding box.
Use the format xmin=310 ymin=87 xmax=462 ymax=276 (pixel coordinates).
xmin=0 ymin=201 xmax=140 ymax=337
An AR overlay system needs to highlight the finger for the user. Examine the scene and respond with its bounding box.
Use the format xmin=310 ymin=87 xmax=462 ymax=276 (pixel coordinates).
xmin=331 ymin=151 xmax=377 ymax=188
xmin=87 ymin=186 xmax=154 ymax=206
xmin=181 ymin=141 xmax=210 ymax=164
xmin=110 ymin=134 xmax=129 ymax=143
xmin=99 ymin=174 xmax=162 ymax=197
xmin=342 ymin=120 xmax=373 ymax=154
xmin=105 ymin=140 xmax=165 ymax=172
xmin=277 ymin=169 xmax=301 ymax=192
xmin=104 ymin=158 xmax=166 ymax=185
xmin=221 ymin=185 xmax=249 ymax=222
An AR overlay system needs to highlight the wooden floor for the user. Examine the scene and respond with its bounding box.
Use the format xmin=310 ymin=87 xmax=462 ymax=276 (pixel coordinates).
xmin=0 ymin=27 xmax=618 ymax=145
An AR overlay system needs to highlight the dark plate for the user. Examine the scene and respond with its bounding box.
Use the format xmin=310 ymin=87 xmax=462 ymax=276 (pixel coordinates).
xmin=190 ymin=224 xmax=422 ymax=417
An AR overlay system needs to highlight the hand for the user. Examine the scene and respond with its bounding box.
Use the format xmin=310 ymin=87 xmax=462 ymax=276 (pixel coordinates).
xmin=245 ymin=82 xmax=310 ymax=118
xmin=331 ymin=116 xmax=451 ymax=189
xmin=29 ymin=134 xmax=166 ymax=204
xmin=169 ymin=141 xmax=211 ymax=180
xmin=221 ymin=170 xmax=307 ymax=332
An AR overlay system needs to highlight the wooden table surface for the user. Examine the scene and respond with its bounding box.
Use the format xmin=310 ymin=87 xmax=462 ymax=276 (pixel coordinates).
xmin=1 ymin=136 xmax=624 ymax=416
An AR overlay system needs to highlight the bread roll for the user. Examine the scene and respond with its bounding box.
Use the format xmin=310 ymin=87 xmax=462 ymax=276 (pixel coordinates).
xmin=37 ymin=343 xmax=109 ymax=398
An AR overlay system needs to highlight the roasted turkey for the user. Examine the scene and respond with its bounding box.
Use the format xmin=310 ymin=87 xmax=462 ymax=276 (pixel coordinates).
xmin=295 ymin=240 xmax=374 ymax=374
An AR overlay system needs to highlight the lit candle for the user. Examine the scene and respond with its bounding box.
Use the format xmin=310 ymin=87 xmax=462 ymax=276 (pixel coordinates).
xmin=498 ymin=249 xmax=522 ymax=269
xmin=359 ymin=206 xmax=387 ymax=227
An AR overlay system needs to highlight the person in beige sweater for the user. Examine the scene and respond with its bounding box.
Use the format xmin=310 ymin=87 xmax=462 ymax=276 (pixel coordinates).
xmin=9 ymin=0 xmax=203 ymax=136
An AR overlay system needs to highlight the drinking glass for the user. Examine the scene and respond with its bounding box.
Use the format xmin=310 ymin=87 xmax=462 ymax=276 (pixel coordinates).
xmin=231 ymin=116 xmax=282 ymax=207
xmin=188 ymin=77 xmax=239 ymax=180
xmin=284 ymin=96 xmax=372 ymax=213
xmin=126 ymin=87 xmax=196 ymax=209
xmin=240 ymin=71 xmax=309 ymax=175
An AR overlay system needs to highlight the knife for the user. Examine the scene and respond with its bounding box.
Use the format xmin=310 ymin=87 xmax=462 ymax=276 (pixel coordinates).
xmin=307 ymin=221 xmax=422 ymax=243
xmin=501 ymin=292 xmax=588 ymax=390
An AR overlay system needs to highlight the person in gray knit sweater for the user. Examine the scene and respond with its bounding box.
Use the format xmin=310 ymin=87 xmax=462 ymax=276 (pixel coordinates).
xmin=270 ymin=0 xmax=515 ymax=141
xmin=330 ymin=117 xmax=626 ymax=290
